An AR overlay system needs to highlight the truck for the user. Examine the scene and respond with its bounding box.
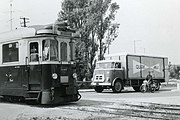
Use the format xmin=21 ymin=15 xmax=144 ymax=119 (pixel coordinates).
xmin=91 ymin=53 xmax=169 ymax=93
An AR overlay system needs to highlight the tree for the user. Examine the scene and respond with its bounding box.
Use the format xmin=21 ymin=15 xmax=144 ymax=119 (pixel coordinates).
xmin=91 ymin=0 xmax=120 ymax=60
xmin=169 ymin=64 xmax=180 ymax=79
xmin=58 ymin=0 xmax=119 ymax=81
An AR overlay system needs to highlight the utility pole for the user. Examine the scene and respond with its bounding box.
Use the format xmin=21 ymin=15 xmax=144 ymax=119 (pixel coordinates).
xmin=134 ymin=40 xmax=141 ymax=53
xmin=20 ymin=17 xmax=29 ymax=27
xmin=107 ymin=23 xmax=110 ymax=54
xmin=10 ymin=2 xmax=13 ymax=30
xmin=143 ymin=48 xmax=145 ymax=54
xmin=99 ymin=0 xmax=103 ymax=60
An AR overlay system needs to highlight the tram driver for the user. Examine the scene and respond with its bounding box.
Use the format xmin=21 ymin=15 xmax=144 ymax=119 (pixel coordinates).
xmin=43 ymin=40 xmax=50 ymax=61
xmin=42 ymin=40 xmax=58 ymax=61
xmin=30 ymin=44 xmax=39 ymax=62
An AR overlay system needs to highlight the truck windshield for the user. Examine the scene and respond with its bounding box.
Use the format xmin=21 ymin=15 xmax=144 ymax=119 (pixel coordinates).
xmin=96 ymin=62 xmax=114 ymax=69
xmin=42 ymin=39 xmax=58 ymax=61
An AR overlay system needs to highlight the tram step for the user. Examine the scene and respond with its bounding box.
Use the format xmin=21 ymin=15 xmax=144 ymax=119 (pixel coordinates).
xmin=27 ymin=91 xmax=40 ymax=93
xmin=29 ymin=84 xmax=41 ymax=91
xmin=27 ymin=91 xmax=41 ymax=100
xmin=25 ymin=98 xmax=38 ymax=101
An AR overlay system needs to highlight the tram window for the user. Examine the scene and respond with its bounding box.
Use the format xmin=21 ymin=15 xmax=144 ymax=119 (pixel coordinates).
xmin=42 ymin=39 xmax=58 ymax=61
xmin=3 ymin=42 xmax=19 ymax=63
xmin=60 ymin=42 xmax=67 ymax=61
xmin=30 ymin=42 xmax=39 ymax=62
xmin=69 ymin=40 xmax=75 ymax=61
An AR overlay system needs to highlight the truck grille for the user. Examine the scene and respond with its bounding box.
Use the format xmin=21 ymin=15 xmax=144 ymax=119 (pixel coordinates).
xmin=94 ymin=74 xmax=104 ymax=82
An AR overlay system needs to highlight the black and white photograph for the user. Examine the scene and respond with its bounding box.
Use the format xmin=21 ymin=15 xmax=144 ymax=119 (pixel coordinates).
xmin=0 ymin=0 xmax=180 ymax=119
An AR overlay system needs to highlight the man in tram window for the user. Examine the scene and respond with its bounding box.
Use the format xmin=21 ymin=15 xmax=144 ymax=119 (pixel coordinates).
xmin=43 ymin=40 xmax=58 ymax=61
xmin=30 ymin=45 xmax=39 ymax=62
xmin=42 ymin=40 xmax=50 ymax=61
xmin=49 ymin=41 xmax=58 ymax=61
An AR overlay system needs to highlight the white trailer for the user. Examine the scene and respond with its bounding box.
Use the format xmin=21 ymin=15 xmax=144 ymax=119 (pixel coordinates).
xmin=91 ymin=53 xmax=169 ymax=93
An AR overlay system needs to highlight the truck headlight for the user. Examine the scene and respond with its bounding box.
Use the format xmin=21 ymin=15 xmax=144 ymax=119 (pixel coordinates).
xmin=52 ymin=73 xmax=58 ymax=79
xmin=106 ymin=77 xmax=110 ymax=82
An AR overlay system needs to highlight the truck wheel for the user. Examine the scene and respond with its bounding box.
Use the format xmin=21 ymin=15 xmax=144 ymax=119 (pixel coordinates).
xmin=133 ymin=86 xmax=140 ymax=92
xmin=112 ymin=80 xmax=122 ymax=93
xmin=94 ymin=86 xmax=103 ymax=93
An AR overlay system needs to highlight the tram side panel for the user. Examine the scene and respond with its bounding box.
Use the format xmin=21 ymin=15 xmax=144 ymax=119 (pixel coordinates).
xmin=0 ymin=41 xmax=27 ymax=97
xmin=0 ymin=66 xmax=22 ymax=96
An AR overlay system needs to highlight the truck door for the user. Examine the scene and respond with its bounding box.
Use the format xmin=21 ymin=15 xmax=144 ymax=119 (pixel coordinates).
xmin=28 ymin=41 xmax=42 ymax=91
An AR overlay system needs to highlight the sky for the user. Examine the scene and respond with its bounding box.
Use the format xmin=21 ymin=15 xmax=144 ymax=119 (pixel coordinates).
xmin=0 ymin=0 xmax=180 ymax=64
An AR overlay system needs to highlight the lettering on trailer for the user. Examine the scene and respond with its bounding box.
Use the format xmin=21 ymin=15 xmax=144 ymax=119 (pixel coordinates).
xmin=133 ymin=60 xmax=160 ymax=74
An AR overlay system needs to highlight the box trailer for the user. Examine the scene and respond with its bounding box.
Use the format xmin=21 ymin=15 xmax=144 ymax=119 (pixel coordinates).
xmin=91 ymin=53 xmax=169 ymax=93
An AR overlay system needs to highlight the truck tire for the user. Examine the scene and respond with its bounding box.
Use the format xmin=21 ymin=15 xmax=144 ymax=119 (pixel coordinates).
xmin=94 ymin=86 xmax=103 ymax=93
xmin=132 ymin=86 xmax=141 ymax=92
xmin=112 ymin=80 xmax=122 ymax=93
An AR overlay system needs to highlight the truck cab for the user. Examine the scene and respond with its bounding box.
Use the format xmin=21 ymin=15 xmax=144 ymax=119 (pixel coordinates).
xmin=91 ymin=60 xmax=124 ymax=93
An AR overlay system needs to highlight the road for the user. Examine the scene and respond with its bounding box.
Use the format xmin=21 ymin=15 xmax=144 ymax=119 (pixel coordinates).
xmin=80 ymin=86 xmax=180 ymax=105
xmin=0 ymin=85 xmax=180 ymax=120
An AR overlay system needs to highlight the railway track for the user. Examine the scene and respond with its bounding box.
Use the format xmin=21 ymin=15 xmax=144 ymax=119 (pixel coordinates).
xmin=63 ymin=102 xmax=180 ymax=120
xmin=1 ymin=96 xmax=179 ymax=120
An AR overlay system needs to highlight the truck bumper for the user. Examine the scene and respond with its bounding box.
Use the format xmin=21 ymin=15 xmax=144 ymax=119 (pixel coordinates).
xmin=91 ymin=82 xmax=111 ymax=86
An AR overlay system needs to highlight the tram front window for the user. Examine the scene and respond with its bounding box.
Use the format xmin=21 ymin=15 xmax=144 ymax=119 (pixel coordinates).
xmin=42 ymin=39 xmax=58 ymax=61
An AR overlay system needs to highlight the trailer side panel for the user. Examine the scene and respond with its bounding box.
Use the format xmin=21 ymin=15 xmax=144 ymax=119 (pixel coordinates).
xmin=141 ymin=57 xmax=164 ymax=79
xmin=127 ymin=55 xmax=167 ymax=81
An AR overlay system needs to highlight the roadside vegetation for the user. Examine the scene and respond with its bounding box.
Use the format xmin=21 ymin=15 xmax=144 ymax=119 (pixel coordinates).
xmin=58 ymin=0 xmax=120 ymax=83
xmin=169 ymin=64 xmax=180 ymax=80
xmin=57 ymin=0 xmax=180 ymax=89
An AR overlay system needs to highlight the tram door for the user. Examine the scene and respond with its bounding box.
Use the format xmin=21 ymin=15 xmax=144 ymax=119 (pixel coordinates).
xmin=28 ymin=41 xmax=41 ymax=91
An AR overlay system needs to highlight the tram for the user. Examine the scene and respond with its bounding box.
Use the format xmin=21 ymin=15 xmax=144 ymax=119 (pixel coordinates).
xmin=0 ymin=22 xmax=81 ymax=104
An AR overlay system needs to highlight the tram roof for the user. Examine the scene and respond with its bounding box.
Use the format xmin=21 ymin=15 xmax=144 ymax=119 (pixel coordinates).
xmin=0 ymin=23 xmax=76 ymax=43
xmin=0 ymin=27 xmax=36 ymax=42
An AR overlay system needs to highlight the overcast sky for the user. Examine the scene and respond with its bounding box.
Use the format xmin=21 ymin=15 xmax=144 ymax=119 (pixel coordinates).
xmin=0 ymin=0 xmax=180 ymax=64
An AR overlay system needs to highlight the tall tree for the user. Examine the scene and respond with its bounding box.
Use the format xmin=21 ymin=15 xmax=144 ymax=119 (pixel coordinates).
xmin=58 ymin=0 xmax=119 ymax=81
xmin=90 ymin=0 xmax=119 ymax=60
xmin=169 ymin=65 xmax=180 ymax=79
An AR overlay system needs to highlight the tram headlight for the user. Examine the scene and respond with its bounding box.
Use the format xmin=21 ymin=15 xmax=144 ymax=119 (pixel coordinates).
xmin=72 ymin=73 xmax=77 ymax=79
xmin=52 ymin=73 xmax=58 ymax=79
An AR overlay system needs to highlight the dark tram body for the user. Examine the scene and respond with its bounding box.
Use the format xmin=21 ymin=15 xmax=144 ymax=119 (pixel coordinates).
xmin=0 ymin=23 xmax=80 ymax=104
